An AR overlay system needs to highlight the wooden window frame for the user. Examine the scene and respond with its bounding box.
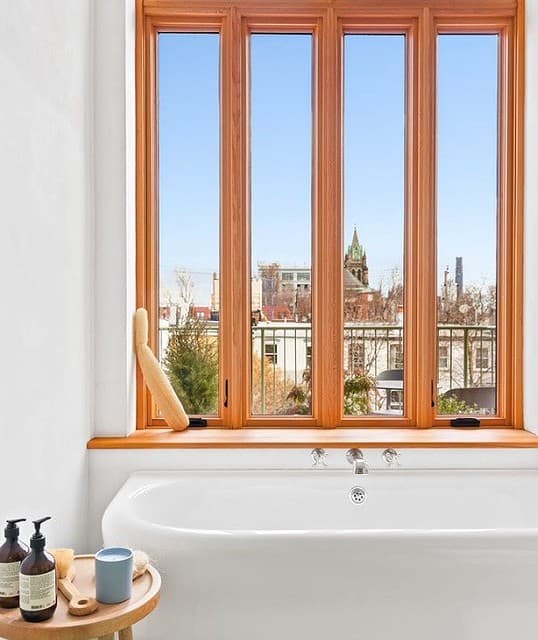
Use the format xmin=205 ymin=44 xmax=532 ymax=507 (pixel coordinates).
xmin=136 ymin=0 xmax=524 ymax=431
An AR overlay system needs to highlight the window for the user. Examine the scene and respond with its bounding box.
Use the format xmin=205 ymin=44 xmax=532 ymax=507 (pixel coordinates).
xmin=390 ymin=344 xmax=404 ymax=371
xmin=264 ymin=343 xmax=278 ymax=365
xmin=251 ymin=33 xmax=313 ymax=415
xmin=436 ymin=33 xmax=499 ymax=416
xmin=438 ymin=345 xmax=449 ymax=371
xmin=137 ymin=0 xmax=523 ymax=430
xmin=475 ymin=347 xmax=490 ymax=371
xmin=156 ymin=32 xmax=220 ymax=417
xmin=344 ymin=34 xmax=405 ymax=417
xmin=348 ymin=343 xmax=365 ymax=373
xmin=389 ymin=390 xmax=404 ymax=412
xmin=306 ymin=345 xmax=312 ymax=370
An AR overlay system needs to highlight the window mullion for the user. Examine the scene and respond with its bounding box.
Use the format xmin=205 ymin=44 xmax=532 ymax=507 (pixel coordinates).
xmin=415 ymin=7 xmax=437 ymax=427
xmin=403 ymin=20 xmax=419 ymax=426
xmin=316 ymin=9 xmax=342 ymax=427
xmin=221 ymin=9 xmax=246 ymax=427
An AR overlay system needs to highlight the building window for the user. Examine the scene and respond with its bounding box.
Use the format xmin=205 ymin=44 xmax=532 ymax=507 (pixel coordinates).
xmin=438 ymin=345 xmax=449 ymax=371
xmin=137 ymin=0 xmax=523 ymax=429
xmin=348 ymin=343 xmax=365 ymax=373
xmin=389 ymin=390 xmax=404 ymax=412
xmin=475 ymin=347 xmax=489 ymax=370
xmin=263 ymin=343 xmax=278 ymax=365
xmin=390 ymin=344 xmax=404 ymax=370
xmin=306 ymin=345 xmax=312 ymax=371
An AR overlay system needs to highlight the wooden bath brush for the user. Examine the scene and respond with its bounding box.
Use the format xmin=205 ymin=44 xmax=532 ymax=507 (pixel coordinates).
xmin=52 ymin=549 xmax=99 ymax=616
xmin=134 ymin=307 xmax=189 ymax=431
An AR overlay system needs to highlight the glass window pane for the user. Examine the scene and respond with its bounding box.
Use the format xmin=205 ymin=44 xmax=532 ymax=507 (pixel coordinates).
xmin=436 ymin=35 xmax=498 ymax=416
xmin=343 ymin=35 xmax=406 ymax=416
xmin=158 ymin=33 xmax=220 ymax=416
xmin=250 ymin=34 xmax=313 ymax=416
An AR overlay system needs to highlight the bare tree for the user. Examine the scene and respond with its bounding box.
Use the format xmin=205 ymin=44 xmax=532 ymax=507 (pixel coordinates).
xmin=174 ymin=269 xmax=195 ymax=324
xmin=439 ymin=282 xmax=496 ymax=325
xmin=258 ymin=262 xmax=281 ymax=308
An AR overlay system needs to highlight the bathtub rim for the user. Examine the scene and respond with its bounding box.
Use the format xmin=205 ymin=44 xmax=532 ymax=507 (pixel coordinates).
xmin=102 ymin=468 xmax=538 ymax=540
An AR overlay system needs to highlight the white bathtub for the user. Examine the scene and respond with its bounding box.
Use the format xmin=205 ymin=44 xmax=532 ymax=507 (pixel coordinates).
xmin=102 ymin=469 xmax=538 ymax=640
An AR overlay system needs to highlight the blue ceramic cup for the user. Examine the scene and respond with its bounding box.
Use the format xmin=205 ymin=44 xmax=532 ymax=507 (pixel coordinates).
xmin=95 ymin=547 xmax=133 ymax=604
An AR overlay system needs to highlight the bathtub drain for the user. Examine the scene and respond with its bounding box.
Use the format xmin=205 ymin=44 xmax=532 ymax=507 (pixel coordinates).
xmin=349 ymin=486 xmax=367 ymax=505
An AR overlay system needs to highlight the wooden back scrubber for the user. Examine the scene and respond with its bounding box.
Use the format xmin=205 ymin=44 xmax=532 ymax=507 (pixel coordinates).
xmin=134 ymin=307 xmax=189 ymax=431
xmin=52 ymin=549 xmax=98 ymax=616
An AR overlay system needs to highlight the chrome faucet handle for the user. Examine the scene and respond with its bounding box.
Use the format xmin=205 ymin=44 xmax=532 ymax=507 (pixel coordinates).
xmin=311 ymin=448 xmax=328 ymax=467
xmin=382 ymin=448 xmax=400 ymax=466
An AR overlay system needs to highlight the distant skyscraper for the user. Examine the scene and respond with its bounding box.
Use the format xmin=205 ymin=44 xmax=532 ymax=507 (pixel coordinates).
xmin=455 ymin=257 xmax=463 ymax=299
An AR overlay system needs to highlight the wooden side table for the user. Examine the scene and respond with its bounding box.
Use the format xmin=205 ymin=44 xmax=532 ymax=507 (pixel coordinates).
xmin=0 ymin=555 xmax=161 ymax=640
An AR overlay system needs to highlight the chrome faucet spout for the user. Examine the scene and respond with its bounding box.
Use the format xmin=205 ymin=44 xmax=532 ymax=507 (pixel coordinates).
xmin=353 ymin=458 xmax=369 ymax=475
xmin=346 ymin=448 xmax=369 ymax=475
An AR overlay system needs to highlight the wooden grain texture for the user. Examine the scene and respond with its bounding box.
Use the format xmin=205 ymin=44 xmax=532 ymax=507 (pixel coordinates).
xmin=220 ymin=7 xmax=239 ymax=427
xmin=142 ymin=0 xmax=517 ymax=14
xmin=57 ymin=577 xmax=98 ymax=617
xmin=512 ymin=0 xmax=525 ymax=428
xmin=88 ymin=428 xmax=538 ymax=449
xmin=414 ymin=6 xmax=436 ymax=428
xmin=320 ymin=7 xmax=340 ymax=428
xmin=0 ymin=556 xmax=161 ymax=640
xmin=135 ymin=0 xmax=147 ymax=430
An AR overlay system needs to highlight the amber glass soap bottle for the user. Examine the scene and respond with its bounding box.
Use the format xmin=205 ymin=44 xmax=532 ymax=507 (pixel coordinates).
xmin=19 ymin=517 xmax=57 ymax=622
xmin=0 ymin=518 xmax=29 ymax=608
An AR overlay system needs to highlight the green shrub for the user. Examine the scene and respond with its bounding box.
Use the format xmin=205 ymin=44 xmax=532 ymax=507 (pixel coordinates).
xmin=344 ymin=372 xmax=375 ymax=415
xmin=437 ymin=394 xmax=477 ymax=415
xmin=164 ymin=318 xmax=218 ymax=415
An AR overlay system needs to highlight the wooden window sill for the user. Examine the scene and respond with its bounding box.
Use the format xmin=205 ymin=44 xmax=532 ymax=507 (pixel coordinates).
xmin=87 ymin=428 xmax=538 ymax=449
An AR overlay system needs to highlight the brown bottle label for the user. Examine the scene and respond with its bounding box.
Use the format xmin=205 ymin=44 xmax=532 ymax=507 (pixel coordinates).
xmin=0 ymin=562 xmax=20 ymax=597
xmin=19 ymin=570 xmax=56 ymax=611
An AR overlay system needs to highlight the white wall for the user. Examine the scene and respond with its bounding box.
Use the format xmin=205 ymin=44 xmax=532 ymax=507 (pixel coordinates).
xmin=94 ymin=0 xmax=137 ymax=437
xmin=0 ymin=0 xmax=93 ymax=550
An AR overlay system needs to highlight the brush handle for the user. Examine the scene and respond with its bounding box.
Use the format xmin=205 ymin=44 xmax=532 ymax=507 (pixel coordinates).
xmin=58 ymin=577 xmax=98 ymax=616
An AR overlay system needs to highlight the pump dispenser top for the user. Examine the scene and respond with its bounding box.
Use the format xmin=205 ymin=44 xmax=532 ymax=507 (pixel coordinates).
xmin=0 ymin=518 xmax=30 ymax=608
xmin=4 ymin=519 xmax=26 ymax=540
xmin=29 ymin=517 xmax=51 ymax=551
xmin=19 ymin=516 xmax=57 ymax=622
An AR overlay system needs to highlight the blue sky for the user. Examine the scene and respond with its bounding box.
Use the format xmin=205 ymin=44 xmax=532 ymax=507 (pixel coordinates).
xmin=158 ymin=32 xmax=498 ymax=305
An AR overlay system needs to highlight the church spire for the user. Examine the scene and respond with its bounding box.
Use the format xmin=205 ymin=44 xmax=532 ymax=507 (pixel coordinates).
xmin=344 ymin=227 xmax=369 ymax=288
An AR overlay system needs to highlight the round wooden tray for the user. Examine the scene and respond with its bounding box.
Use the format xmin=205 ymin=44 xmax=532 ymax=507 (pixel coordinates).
xmin=0 ymin=554 xmax=161 ymax=640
